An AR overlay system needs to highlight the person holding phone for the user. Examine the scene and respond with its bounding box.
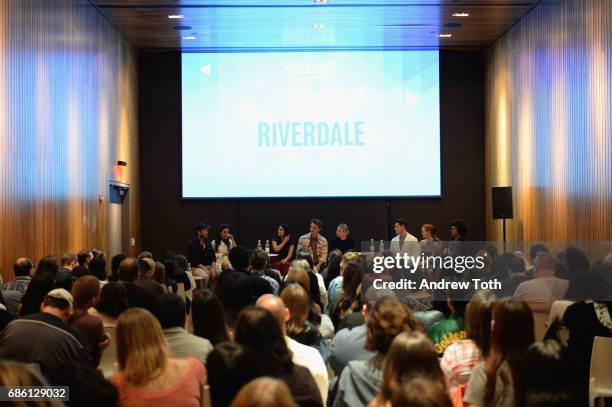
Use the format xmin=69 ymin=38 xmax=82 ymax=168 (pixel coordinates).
xmin=212 ymin=224 xmax=237 ymax=272
xmin=271 ymin=224 xmax=295 ymax=276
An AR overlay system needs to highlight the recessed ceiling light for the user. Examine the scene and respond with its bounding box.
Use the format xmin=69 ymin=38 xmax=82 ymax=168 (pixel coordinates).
xmin=182 ymin=35 xmax=197 ymax=40
xmin=438 ymin=33 xmax=452 ymax=38
xmin=312 ymin=24 xmax=325 ymax=29
xmin=452 ymin=12 xmax=469 ymax=17
xmin=168 ymin=14 xmax=184 ymax=19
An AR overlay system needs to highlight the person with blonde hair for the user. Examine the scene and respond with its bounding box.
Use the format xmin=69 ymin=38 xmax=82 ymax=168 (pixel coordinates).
xmin=281 ymin=283 xmax=321 ymax=348
xmin=231 ymin=377 xmax=296 ymax=407
xmin=327 ymin=251 xmax=361 ymax=305
xmin=0 ymin=361 xmax=63 ymax=407
xmin=111 ymin=308 xmax=206 ymax=407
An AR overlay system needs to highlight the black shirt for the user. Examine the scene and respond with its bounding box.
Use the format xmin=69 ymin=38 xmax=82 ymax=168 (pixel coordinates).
xmin=122 ymin=281 xmax=160 ymax=318
xmin=329 ymin=236 xmax=355 ymax=253
xmin=186 ymin=238 xmax=216 ymax=267
xmin=273 ymin=236 xmax=295 ymax=260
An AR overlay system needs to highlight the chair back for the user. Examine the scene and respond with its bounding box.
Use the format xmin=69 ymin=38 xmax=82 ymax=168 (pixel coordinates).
xmin=201 ymin=384 xmax=212 ymax=407
xmin=532 ymin=311 xmax=549 ymax=341
xmin=176 ymin=283 xmax=186 ymax=300
xmin=590 ymin=336 xmax=612 ymax=390
xmin=100 ymin=326 xmax=118 ymax=378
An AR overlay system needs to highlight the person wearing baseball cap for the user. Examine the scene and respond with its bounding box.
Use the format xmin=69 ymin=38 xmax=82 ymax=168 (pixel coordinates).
xmin=0 ymin=288 xmax=93 ymax=372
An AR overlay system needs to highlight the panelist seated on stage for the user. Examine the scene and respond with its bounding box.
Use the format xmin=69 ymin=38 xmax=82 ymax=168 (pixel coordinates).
xmin=297 ymin=218 xmax=328 ymax=273
xmin=329 ymin=223 xmax=355 ymax=254
xmin=389 ymin=218 xmax=420 ymax=258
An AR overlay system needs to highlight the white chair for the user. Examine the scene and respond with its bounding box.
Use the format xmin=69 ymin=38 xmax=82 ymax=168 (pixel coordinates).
xmin=100 ymin=326 xmax=118 ymax=379
xmin=590 ymin=336 xmax=612 ymax=407
xmin=532 ymin=311 xmax=549 ymax=341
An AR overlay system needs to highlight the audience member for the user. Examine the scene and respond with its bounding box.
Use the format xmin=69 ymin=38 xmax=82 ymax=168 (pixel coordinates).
xmin=281 ymin=283 xmax=321 ymax=348
xmin=2 ymin=257 xmax=33 ymax=315
xmin=297 ymin=218 xmax=328 ymax=272
xmin=74 ymin=250 xmax=92 ymax=277
xmin=117 ymin=257 xmax=160 ymax=317
xmin=90 ymin=281 xmax=128 ymax=328
xmin=192 ymin=289 xmax=232 ymax=345
xmin=0 ymin=288 xmax=92 ymax=371
xmin=251 ymin=249 xmax=280 ymax=294
xmin=234 ymin=306 xmax=323 ymax=407
xmin=137 ymin=258 xmax=166 ymax=296
xmin=110 ymin=254 xmax=127 ymax=282
xmin=215 ymin=268 xmax=255 ymax=325
xmin=327 ymin=251 xmax=361 ymax=304
xmin=152 ymin=261 xmax=167 ymax=288
xmin=207 ymin=342 xmax=263 ymax=407
xmin=18 ymin=272 xmax=55 ymax=316
xmin=271 ymin=224 xmax=296 ymax=276
xmin=427 ymin=289 xmax=469 ymax=356
xmin=374 ymin=376 xmax=453 ymax=407
xmin=55 ymin=252 xmax=77 ymax=290
xmin=322 ymin=249 xmax=343 ymax=289
xmin=292 ymin=256 xmax=324 ymax=309
xmin=46 ymin=362 xmax=119 ymax=407
xmin=328 ymin=261 xmax=361 ymax=328
xmin=441 ymin=290 xmax=497 ymax=391
xmin=36 ymin=255 xmax=60 ymax=278
xmin=328 ymin=223 xmax=355 ymax=254
xmin=89 ymin=254 xmax=107 ymax=280
xmin=331 ymin=296 xmax=420 ymax=407
xmin=0 ymin=361 xmax=63 ymax=407
xmin=390 ymin=218 xmax=419 ymax=257
xmin=231 ymin=377 xmax=296 ymax=407
xmin=112 ymin=308 xmax=206 ymax=407
xmin=514 ymin=253 xmax=569 ymax=303
xmin=157 ymin=293 xmax=213 ymax=363
xmin=161 ymin=251 xmax=192 ymax=292
xmin=498 ymin=254 xmax=528 ymax=297
xmin=70 ymin=276 xmax=108 ymax=366
xmin=186 ymin=223 xmax=217 ymax=278
xmin=464 ymin=298 xmax=534 ymax=407
xmin=256 ymin=295 xmax=328 ymax=404
xmin=370 ymin=331 xmax=450 ymax=407
xmin=213 ymin=223 xmax=237 ymax=271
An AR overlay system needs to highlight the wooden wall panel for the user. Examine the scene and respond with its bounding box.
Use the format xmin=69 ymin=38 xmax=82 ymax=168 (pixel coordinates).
xmin=486 ymin=0 xmax=612 ymax=244
xmin=0 ymin=0 xmax=139 ymax=280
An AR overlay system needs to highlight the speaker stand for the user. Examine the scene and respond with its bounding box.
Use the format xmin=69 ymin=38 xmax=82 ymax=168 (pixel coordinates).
xmin=502 ymin=216 xmax=507 ymax=252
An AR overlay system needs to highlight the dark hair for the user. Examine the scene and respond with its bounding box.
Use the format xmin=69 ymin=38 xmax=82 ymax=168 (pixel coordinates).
xmin=250 ymin=249 xmax=269 ymax=271
xmin=449 ymin=219 xmax=468 ymax=238
xmin=519 ymin=340 xmax=576 ymax=407
xmin=484 ymin=298 xmax=534 ymax=405
xmin=89 ymin=255 xmax=107 ymax=280
xmin=153 ymin=262 xmax=166 ymax=286
xmin=117 ymin=257 xmax=139 ymax=282
xmin=176 ymin=254 xmax=189 ymax=271
xmin=324 ymin=250 xmax=343 ymax=288
xmin=195 ymin=223 xmax=210 ymax=234
xmin=110 ymin=254 xmax=126 ymax=281
xmin=45 ymin=363 xmax=118 ymax=407
xmin=161 ymin=251 xmax=179 ymax=281
xmin=561 ymin=247 xmax=589 ymax=275
xmin=310 ymin=218 xmax=323 ymax=229
xmin=465 ymin=291 xmax=497 ymax=358
xmin=138 ymin=259 xmax=153 ymax=275
xmin=529 ymin=244 xmax=548 ymax=262
xmin=77 ymin=250 xmax=91 ymax=266
xmin=214 ymin=270 xmax=254 ymax=325
xmin=192 ymin=289 xmax=231 ymax=346
xmin=296 ymin=251 xmax=314 ymax=269
xmin=157 ymin=293 xmax=186 ymax=329
xmin=206 ymin=342 xmax=262 ymax=407
xmin=278 ymin=224 xmax=291 ymax=236
xmin=380 ymin=332 xmax=447 ymax=404
xmin=394 ymin=218 xmax=408 ymax=228
xmin=229 ymin=246 xmax=249 ymax=272
xmin=234 ymin=306 xmax=294 ymax=377
xmin=214 ymin=224 xmax=231 ymax=253
xmin=95 ymin=282 xmax=128 ymax=319
xmin=19 ymin=273 xmax=55 ymax=316
xmin=36 ymin=256 xmax=59 ymax=277
xmin=389 ymin=377 xmax=452 ymax=407
xmin=13 ymin=258 xmax=33 ymax=277
xmin=72 ymin=276 xmax=101 ymax=309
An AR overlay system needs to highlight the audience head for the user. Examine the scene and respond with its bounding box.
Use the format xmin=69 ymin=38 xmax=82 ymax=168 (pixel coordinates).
xmin=59 ymin=253 xmax=77 ymax=271
xmin=277 ymin=224 xmax=291 ymax=238
xmin=231 ymin=377 xmax=295 ymax=407
xmin=94 ymin=282 xmax=128 ymax=319
xmin=157 ymin=293 xmax=186 ymax=330
xmin=336 ymin=223 xmax=349 ymax=239
xmin=250 ymin=249 xmax=269 ymax=272
xmin=72 ymin=275 xmax=100 ymax=310
xmin=207 ymin=342 xmax=263 ymax=407
xmin=421 ymin=223 xmax=437 ymax=240
xmin=153 ymin=261 xmax=166 ymax=285
xmin=19 ymin=272 xmax=56 ymax=316
xmin=192 ymin=289 xmax=231 ymax=345
xmin=138 ymin=258 xmax=155 ymax=279
xmin=214 ymin=270 xmax=255 ymax=325
xmin=507 ymin=254 xmax=527 ymax=277
xmin=449 ymin=218 xmax=468 ymax=240
xmin=229 ymin=246 xmax=250 ymax=272
xmin=36 ymin=256 xmax=59 ymax=277
xmin=389 ymin=377 xmax=453 ymax=407
xmin=341 ymin=261 xmax=362 ymax=299
xmin=13 ymin=257 xmax=34 ymax=277
xmin=41 ymin=288 xmax=73 ymax=321
xmin=285 ymin=265 xmax=311 ymax=293
xmin=117 ymin=257 xmax=139 ymax=282
xmin=529 ymin=244 xmax=548 ymax=262
xmin=533 ymin=253 xmax=557 ymax=277
xmin=89 ymin=255 xmax=107 ymax=280
xmin=137 ymin=251 xmax=153 ymax=260
xmin=255 ymin=294 xmax=289 ymax=334
xmin=380 ymin=331 xmax=447 ymax=404
xmin=234 ymin=306 xmax=293 ymax=377
xmin=77 ymin=250 xmax=92 ymax=267
xmin=45 ymin=363 xmax=119 ymax=407
xmin=588 ymin=257 xmax=612 ymax=301
xmin=465 ymin=290 xmax=497 ymax=358
xmin=176 ymin=254 xmax=189 ymax=271
xmin=394 ymin=218 xmax=408 ymax=235
xmin=280 ymin=283 xmax=310 ymax=336
xmin=0 ymin=361 xmax=56 ymax=406
xmin=340 ymin=250 xmax=361 ymax=271
xmin=110 ymin=254 xmax=127 ymax=281
xmin=116 ymin=308 xmax=170 ymax=386
xmin=561 ymin=246 xmax=589 ymax=273
xmin=366 ymin=297 xmax=420 ymax=357
xmin=194 ymin=222 xmax=210 ymax=239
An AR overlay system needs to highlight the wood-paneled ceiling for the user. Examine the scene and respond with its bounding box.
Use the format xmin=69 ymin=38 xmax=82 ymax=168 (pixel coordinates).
xmin=90 ymin=0 xmax=540 ymax=50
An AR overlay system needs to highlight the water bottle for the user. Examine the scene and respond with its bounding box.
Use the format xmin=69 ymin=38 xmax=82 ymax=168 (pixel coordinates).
xmin=379 ymin=239 xmax=385 ymax=253
xmin=257 ymin=240 xmax=262 ymax=250
xmin=369 ymin=239 xmax=375 ymax=253
xmin=265 ymin=240 xmax=270 ymax=253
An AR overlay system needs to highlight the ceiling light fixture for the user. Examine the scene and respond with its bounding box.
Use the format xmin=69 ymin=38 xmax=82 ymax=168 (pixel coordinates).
xmin=168 ymin=14 xmax=184 ymax=19
xmin=452 ymin=12 xmax=469 ymax=17
xmin=182 ymin=35 xmax=197 ymax=40
xmin=438 ymin=33 xmax=452 ymax=38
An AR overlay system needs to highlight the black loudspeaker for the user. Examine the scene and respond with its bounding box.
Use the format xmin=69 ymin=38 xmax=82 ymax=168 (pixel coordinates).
xmin=492 ymin=186 xmax=513 ymax=219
